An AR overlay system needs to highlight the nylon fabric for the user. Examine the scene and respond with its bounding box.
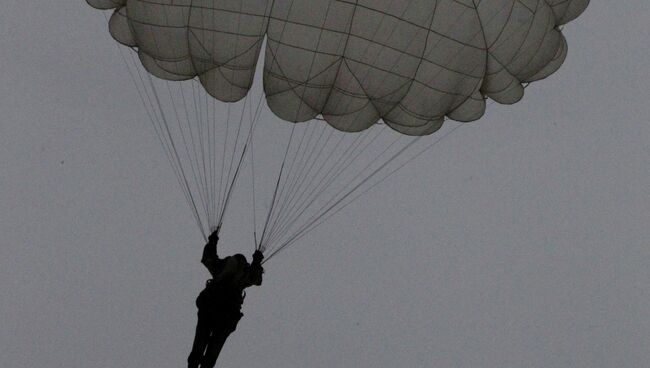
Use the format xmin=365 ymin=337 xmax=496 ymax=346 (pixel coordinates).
xmin=87 ymin=0 xmax=589 ymax=136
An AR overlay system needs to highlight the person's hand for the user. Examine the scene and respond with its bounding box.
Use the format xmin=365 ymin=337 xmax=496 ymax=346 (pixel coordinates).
xmin=208 ymin=229 xmax=219 ymax=244
xmin=253 ymin=250 xmax=264 ymax=263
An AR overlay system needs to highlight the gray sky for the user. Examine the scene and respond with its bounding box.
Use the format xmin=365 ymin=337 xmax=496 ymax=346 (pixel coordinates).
xmin=2 ymin=2 xmax=649 ymax=367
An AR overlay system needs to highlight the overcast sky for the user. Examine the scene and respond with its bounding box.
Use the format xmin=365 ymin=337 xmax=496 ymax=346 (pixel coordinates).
xmin=2 ymin=2 xmax=650 ymax=368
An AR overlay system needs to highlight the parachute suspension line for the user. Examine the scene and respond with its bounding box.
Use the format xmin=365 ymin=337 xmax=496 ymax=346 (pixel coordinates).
xmin=211 ymin=86 xmax=218 ymax=228
xmin=192 ymin=0 xmax=214 ymax=230
xmin=272 ymin=125 xmax=334 ymax=217
xmin=208 ymin=85 xmax=219 ymax=228
xmin=265 ymin=89 xmax=511 ymax=257
xmin=145 ymin=74 xmax=208 ymax=236
xmin=213 ymin=57 xmax=269 ymax=232
xmin=167 ymin=81 xmax=212 ymax=227
xmin=250 ymin=124 xmax=259 ymax=251
xmin=268 ymin=123 xmax=467 ymax=260
xmin=252 ymin=0 xmax=303 ymax=250
xmin=247 ymin=0 xmax=276 ymax=248
xmin=190 ymin=80 xmax=215 ymax=226
xmin=265 ymin=135 xmax=422 ymax=262
xmin=262 ymin=130 xmax=343 ymax=248
xmin=263 ymin=127 xmax=379 ymax=247
xmin=202 ymin=82 xmax=214 ymax=226
xmin=217 ymin=97 xmax=256 ymax=228
xmin=266 ymin=128 xmax=394 ymax=249
xmin=264 ymin=127 xmax=386 ymax=248
xmin=258 ymin=126 xmax=297 ymax=251
xmin=123 ymin=18 xmax=220 ymax=236
xmin=108 ymin=40 xmax=207 ymax=236
xmin=247 ymin=90 xmax=270 ymax=252
xmin=102 ymin=12 xmax=200 ymax=236
xmin=187 ymin=83 xmax=212 ymax=224
xmin=215 ymin=101 xmax=231 ymax=229
xmin=219 ymin=140 xmax=248 ymax=228
xmin=255 ymin=9 xmax=350 ymax=248
xmin=266 ymin=78 xmax=512 ymax=256
xmin=217 ymin=100 xmax=230 ymax=228
xmin=215 ymin=3 xmax=243 ymax=230
xmin=137 ymin=7 xmax=212 ymax=236
xmin=217 ymin=95 xmax=250 ymax=226
xmin=194 ymin=79 xmax=215 ymax=226
xmin=99 ymin=12 xmax=206 ymax=236
xmin=107 ymin=8 xmax=262 ymax=238
xmin=263 ymin=129 xmax=344 ymax=247
xmin=207 ymin=83 xmax=266 ymax=232
xmin=335 ymin=123 xmax=464 ymax=213
xmin=264 ymin=123 xmax=334 ymax=244
xmin=257 ymin=0 xmax=343 ymax=251
xmin=262 ymin=121 xmax=322 ymax=245
xmin=190 ymin=80 xmax=213 ymax=225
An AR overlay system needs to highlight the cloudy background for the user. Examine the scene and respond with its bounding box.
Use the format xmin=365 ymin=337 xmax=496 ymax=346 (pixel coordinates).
xmin=2 ymin=1 xmax=649 ymax=367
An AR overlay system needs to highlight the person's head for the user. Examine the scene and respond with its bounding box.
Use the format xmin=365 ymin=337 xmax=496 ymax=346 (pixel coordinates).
xmin=223 ymin=254 xmax=247 ymax=274
xmin=233 ymin=254 xmax=248 ymax=268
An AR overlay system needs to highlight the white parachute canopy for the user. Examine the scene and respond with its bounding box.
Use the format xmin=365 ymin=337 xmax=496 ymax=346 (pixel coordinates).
xmin=89 ymin=0 xmax=588 ymax=135
xmin=87 ymin=0 xmax=589 ymax=257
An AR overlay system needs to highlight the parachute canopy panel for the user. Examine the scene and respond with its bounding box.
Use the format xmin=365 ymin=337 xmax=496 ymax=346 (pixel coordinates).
xmin=88 ymin=0 xmax=589 ymax=136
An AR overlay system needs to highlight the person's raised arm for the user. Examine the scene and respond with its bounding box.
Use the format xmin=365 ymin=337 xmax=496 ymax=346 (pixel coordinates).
xmin=201 ymin=229 xmax=220 ymax=270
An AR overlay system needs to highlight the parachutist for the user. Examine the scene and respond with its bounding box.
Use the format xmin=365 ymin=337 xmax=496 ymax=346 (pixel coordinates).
xmin=188 ymin=232 xmax=264 ymax=368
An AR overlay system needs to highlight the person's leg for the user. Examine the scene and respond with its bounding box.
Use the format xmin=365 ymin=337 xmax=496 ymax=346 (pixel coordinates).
xmin=200 ymin=330 xmax=231 ymax=368
xmin=187 ymin=311 xmax=212 ymax=368
xmin=200 ymin=311 xmax=243 ymax=368
xmin=188 ymin=291 xmax=212 ymax=368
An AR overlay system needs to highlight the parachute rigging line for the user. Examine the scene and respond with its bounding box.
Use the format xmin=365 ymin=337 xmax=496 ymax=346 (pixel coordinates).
xmin=256 ymin=0 xmax=441 ymax=256
xmin=262 ymin=85 xmax=535 ymax=260
xmin=104 ymin=20 xmax=207 ymax=237
xmin=265 ymin=123 xmax=464 ymax=262
xmin=263 ymin=126 xmax=387 ymax=249
xmin=104 ymin=14 xmax=261 ymax=238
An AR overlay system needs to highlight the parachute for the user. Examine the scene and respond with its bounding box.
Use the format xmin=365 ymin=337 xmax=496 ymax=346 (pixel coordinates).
xmin=87 ymin=0 xmax=589 ymax=259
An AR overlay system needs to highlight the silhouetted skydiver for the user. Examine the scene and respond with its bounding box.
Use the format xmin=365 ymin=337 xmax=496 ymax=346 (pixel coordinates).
xmin=188 ymin=229 xmax=264 ymax=368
